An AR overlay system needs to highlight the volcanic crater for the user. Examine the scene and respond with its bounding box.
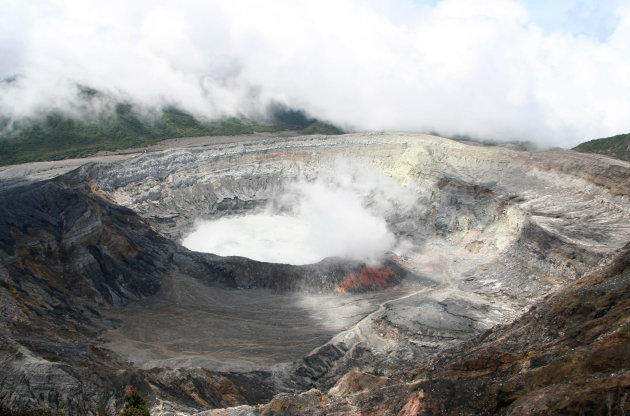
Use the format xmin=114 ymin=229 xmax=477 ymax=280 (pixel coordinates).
xmin=0 ymin=132 xmax=629 ymax=415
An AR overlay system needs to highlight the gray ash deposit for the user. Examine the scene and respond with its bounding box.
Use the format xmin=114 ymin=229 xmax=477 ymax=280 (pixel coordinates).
xmin=0 ymin=132 xmax=629 ymax=415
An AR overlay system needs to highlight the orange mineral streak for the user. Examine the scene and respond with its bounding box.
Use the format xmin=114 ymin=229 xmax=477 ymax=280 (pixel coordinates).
xmin=335 ymin=266 xmax=396 ymax=293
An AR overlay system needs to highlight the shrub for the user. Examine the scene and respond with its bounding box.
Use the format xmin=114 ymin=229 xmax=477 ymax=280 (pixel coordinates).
xmin=119 ymin=387 xmax=149 ymax=416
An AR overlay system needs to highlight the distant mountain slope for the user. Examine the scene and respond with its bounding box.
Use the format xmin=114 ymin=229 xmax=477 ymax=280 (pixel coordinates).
xmin=0 ymin=102 xmax=342 ymax=167
xmin=573 ymin=133 xmax=630 ymax=161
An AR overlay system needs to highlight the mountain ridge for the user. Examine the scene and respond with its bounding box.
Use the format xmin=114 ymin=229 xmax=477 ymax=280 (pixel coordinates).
xmin=573 ymin=132 xmax=630 ymax=161
xmin=0 ymin=98 xmax=342 ymax=166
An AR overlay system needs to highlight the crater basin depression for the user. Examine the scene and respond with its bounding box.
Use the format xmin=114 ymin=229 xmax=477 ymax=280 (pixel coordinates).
xmin=76 ymin=132 xmax=630 ymax=369
xmin=0 ymin=131 xmax=628 ymax=415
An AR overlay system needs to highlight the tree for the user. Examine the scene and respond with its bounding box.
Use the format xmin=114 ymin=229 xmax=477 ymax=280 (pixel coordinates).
xmin=120 ymin=387 xmax=150 ymax=416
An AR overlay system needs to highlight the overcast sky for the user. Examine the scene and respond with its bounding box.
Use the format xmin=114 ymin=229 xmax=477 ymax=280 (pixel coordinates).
xmin=1 ymin=0 xmax=628 ymax=147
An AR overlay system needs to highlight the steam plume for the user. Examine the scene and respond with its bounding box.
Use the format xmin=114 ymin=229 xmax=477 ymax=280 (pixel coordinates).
xmin=182 ymin=163 xmax=408 ymax=265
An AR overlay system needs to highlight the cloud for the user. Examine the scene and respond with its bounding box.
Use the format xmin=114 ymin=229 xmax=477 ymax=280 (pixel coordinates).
xmin=1 ymin=0 xmax=629 ymax=147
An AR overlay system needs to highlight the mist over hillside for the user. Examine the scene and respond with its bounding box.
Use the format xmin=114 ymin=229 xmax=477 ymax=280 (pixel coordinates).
xmin=2 ymin=0 xmax=630 ymax=148
xmin=0 ymin=86 xmax=342 ymax=166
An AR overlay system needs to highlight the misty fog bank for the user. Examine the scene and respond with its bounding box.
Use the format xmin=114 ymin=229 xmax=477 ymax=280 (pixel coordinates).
xmin=1 ymin=0 xmax=630 ymax=147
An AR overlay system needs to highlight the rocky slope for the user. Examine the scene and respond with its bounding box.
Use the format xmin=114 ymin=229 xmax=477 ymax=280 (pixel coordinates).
xmin=0 ymin=132 xmax=628 ymax=415
xmin=0 ymin=172 xmax=413 ymax=414
xmin=214 ymin=242 xmax=629 ymax=415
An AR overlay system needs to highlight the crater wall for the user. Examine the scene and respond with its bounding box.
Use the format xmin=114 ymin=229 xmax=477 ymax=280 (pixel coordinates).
xmin=0 ymin=132 xmax=628 ymax=415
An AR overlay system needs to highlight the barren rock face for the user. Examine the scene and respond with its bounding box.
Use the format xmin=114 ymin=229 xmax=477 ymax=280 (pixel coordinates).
xmin=0 ymin=132 xmax=628 ymax=415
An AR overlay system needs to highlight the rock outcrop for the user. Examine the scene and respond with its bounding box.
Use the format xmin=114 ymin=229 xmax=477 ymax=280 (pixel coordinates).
xmin=0 ymin=132 xmax=628 ymax=415
xmin=223 ymin=243 xmax=629 ymax=415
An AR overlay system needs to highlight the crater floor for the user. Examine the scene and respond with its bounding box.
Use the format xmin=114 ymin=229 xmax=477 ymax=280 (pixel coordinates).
xmin=103 ymin=280 xmax=408 ymax=369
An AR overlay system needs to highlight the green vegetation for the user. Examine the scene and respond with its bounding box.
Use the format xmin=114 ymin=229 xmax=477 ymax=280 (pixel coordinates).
xmin=119 ymin=387 xmax=149 ymax=416
xmin=267 ymin=103 xmax=342 ymax=134
xmin=438 ymin=133 xmax=538 ymax=151
xmin=299 ymin=120 xmax=344 ymax=135
xmin=573 ymin=132 xmax=630 ymax=161
xmin=0 ymin=101 xmax=342 ymax=166
xmin=0 ymin=387 xmax=148 ymax=416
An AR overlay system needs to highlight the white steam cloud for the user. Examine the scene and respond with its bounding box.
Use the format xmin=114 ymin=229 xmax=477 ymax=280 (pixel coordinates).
xmin=2 ymin=0 xmax=630 ymax=146
xmin=182 ymin=162 xmax=410 ymax=265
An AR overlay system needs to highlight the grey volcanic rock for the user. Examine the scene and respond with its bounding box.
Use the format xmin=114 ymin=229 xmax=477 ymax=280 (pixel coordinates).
xmin=0 ymin=132 xmax=628 ymax=415
xmin=228 ymin=243 xmax=630 ymax=416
